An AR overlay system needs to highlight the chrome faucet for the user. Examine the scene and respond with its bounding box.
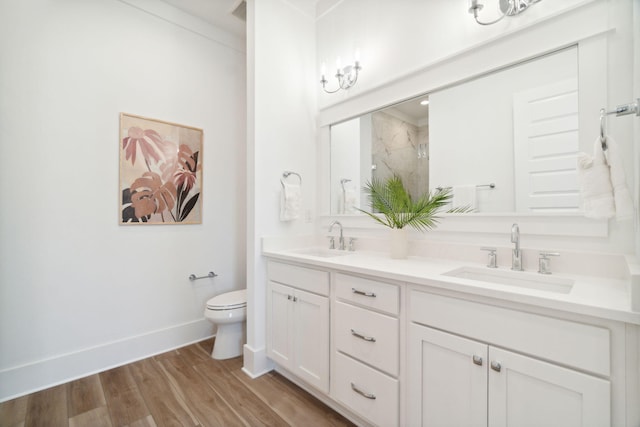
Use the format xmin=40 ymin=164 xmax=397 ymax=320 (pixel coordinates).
xmin=511 ymin=223 xmax=523 ymax=271
xmin=329 ymin=220 xmax=345 ymax=250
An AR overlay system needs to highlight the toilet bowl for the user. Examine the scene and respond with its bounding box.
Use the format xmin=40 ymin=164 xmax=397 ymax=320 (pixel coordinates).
xmin=204 ymin=289 xmax=247 ymax=360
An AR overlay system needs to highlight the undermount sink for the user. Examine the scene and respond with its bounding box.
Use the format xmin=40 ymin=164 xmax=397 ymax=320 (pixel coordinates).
xmin=289 ymin=247 xmax=352 ymax=258
xmin=443 ymin=266 xmax=574 ymax=294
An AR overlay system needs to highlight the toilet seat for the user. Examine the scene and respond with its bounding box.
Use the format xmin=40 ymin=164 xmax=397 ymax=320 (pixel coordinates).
xmin=206 ymin=289 xmax=246 ymax=311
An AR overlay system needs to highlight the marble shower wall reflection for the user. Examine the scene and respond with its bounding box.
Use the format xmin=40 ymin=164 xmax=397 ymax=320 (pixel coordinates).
xmin=371 ymin=111 xmax=429 ymax=200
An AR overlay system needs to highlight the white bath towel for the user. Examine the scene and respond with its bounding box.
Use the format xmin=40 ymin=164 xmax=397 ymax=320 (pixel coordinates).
xmin=577 ymin=138 xmax=615 ymax=219
xmin=605 ymin=136 xmax=634 ymax=221
xmin=452 ymin=185 xmax=477 ymax=211
xmin=280 ymin=182 xmax=301 ymax=221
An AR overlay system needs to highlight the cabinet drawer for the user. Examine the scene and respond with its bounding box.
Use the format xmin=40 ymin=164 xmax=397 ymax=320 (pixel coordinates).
xmin=267 ymin=261 xmax=329 ymax=296
xmin=333 ymin=352 xmax=398 ymax=427
xmin=410 ymin=290 xmax=611 ymax=376
xmin=335 ymin=301 xmax=399 ymax=377
xmin=335 ymin=273 xmax=399 ymax=315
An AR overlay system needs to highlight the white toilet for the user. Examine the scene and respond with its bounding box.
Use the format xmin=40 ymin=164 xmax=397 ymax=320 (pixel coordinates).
xmin=204 ymin=289 xmax=247 ymax=360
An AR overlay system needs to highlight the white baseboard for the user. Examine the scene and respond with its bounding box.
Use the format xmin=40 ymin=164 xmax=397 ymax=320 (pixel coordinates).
xmin=0 ymin=319 xmax=213 ymax=402
xmin=241 ymin=344 xmax=273 ymax=378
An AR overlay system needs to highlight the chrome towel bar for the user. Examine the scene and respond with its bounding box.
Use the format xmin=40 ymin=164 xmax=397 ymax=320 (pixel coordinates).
xmin=436 ymin=183 xmax=495 ymax=191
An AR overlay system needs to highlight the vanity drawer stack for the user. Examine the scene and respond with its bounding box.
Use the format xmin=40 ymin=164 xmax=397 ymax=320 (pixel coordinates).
xmin=332 ymin=273 xmax=400 ymax=427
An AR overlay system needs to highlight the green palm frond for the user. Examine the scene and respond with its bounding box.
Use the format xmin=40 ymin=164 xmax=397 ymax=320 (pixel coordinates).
xmin=356 ymin=176 xmax=452 ymax=231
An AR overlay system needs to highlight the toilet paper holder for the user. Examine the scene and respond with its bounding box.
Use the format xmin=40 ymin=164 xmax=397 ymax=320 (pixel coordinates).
xmin=189 ymin=271 xmax=218 ymax=281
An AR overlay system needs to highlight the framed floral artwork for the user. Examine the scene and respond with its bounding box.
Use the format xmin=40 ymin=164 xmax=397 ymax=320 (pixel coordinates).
xmin=119 ymin=113 xmax=203 ymax=224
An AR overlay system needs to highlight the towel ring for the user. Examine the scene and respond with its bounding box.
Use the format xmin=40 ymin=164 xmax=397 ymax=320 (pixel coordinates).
xmin=280 ymin=171 xmax=302 ymax=188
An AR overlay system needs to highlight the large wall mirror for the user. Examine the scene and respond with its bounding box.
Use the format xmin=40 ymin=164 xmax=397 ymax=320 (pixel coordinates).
xmin=330 ymin=46 xmax=581 ymax=215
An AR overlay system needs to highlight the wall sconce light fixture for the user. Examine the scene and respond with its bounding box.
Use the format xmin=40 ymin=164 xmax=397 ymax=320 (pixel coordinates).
xmin=468 ymin=0 xmax=541 ymax=26
xmin=320 ymin=54 xmax=362 ymax=94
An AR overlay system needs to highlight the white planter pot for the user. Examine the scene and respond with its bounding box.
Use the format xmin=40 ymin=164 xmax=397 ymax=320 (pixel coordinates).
xmin=390 ymin=228 xmax=408 ymax=259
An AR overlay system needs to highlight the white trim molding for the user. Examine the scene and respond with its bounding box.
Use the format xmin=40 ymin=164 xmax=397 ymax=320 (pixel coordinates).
xmin=118 ymin=0 xmax=246 ymax=53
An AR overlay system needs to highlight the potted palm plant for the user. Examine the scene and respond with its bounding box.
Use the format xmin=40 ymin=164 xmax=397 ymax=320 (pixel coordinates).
xmin=358 ymin=175 xmax=452 ymax=259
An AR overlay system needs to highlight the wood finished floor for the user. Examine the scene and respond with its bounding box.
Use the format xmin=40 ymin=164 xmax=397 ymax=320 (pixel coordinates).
xmin=0 ymin=339 xmax=355 ymax=427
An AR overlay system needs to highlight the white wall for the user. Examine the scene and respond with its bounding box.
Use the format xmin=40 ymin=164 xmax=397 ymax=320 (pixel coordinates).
xmin=0 ymin=0 xmax=246 ymax=401
xmin=317 ymin=0 xmax=638 ymax=256
xmin=316 ymin=0 xmax=588 ymax=110
xmin=245 ymin=0 xmax=317 ymax=376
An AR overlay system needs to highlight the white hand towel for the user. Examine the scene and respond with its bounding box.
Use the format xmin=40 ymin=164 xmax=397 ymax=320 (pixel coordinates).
xmin=343 ymin=187 xmax=358 ymax=214
xmin=280 ymin=182 xmax=301 ymax=221
xmin=452 ymin=185 xmax=477 ymax=211
xmin=577 ymin=138 xmax=614 ymax=219
xmin=605 ymin=136 xmax=634 ymax=221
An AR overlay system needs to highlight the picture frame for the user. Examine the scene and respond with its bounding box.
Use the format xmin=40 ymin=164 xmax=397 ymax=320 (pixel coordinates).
xmin=119 ymin=113 xmax=203 ymax=224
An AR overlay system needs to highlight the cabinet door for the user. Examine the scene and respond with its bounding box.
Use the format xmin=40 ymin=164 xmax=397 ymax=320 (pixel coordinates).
xmin=293 ymin=289 xmax=330 ymax=393
xmin=408 ymin=323 xmax=488 ymax=427
xmin=266 ymin=281 xmax=293 ymax=369
xmin=488 ymin=347 xmax=610 ymax=427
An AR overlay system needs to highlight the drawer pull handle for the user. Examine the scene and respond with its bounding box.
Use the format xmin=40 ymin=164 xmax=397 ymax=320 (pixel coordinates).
xmin=352 ymin=288 xmax=376 ymax=298
xmin=472 ymin=355 xmax=483 ymax=366
xmin=491 ymin=361 xmax=502 ymax=372
xmin=351 ymin=382 xmax=376 ymax=400
xmin=350 ymin=329 xmax=376 ymax=342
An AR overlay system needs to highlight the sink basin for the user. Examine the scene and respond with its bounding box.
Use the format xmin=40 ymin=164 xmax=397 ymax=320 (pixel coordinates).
xmin=289 ymin=247 xmax=352 ymax=258
xmin=443 ymin=266 xmax=574 ymax=294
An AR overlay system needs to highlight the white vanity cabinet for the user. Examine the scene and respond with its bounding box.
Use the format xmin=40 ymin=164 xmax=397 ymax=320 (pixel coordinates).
xmin=331 ymin=273 xmax=401 ymax=427
xmin=262 ymin=251 xmax=638 ymax=427
xmin=266 ymin=261 xmax=330 ymax=393
xmin=408 ymin=289 xmax=612 ymax=427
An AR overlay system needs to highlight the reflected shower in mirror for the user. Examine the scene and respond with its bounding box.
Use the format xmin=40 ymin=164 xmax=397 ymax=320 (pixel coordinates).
xmin=330 ymin=98 xmax=430 ymax=214
xmin=330 ymin=46 xmax=580 ymax=215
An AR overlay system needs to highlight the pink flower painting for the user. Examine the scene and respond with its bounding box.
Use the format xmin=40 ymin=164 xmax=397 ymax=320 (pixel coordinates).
xmin=120 ymin=113 xmax=203 ymax=224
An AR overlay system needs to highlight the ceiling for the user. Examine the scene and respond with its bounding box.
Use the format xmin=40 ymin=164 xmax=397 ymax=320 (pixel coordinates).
xmin=385 ymin=96 xmax=430 ymax=126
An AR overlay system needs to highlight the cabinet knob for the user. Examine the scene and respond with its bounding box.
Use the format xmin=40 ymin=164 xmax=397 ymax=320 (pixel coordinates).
xmin=287 ymin=295 xmax=292 ymax=300
xmin=472 ymin=355 xmax=483 ymax=366
xmin=490 ymin=361 xmax=502 ymax=372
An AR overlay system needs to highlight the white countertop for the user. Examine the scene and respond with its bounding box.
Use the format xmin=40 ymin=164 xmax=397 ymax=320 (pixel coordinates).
xmin=263 ymin=247 xmax=640 ymax=326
